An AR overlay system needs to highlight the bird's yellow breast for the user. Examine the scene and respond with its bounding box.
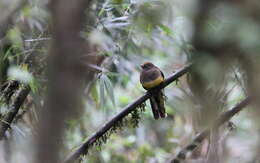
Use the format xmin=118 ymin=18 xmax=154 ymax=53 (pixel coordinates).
xmin=142 ymin=76 xmax=164 ymax=89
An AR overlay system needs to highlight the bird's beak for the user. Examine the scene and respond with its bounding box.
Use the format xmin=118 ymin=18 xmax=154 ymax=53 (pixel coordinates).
xmin=140 ymin=64 xmax=145 ymax=68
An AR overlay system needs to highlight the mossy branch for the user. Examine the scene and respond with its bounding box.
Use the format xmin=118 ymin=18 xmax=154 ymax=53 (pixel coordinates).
xmin=64 ymin=64 xmax=191 ymax=163
xmin=0 ymin=85 xmax=30 ymax=139
xmin=0 ymin=80 xmax=20 ymax=104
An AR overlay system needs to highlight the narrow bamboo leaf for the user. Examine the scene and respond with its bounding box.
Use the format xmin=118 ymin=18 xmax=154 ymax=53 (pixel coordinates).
xmin=91 ymin=83 xmax=99 ymax=106
xmin=13 ymin=125 xmax=26 ymax=138
xmin=98 ymin=0 xmax=110 ymax=17
xmin=29 ymin=77 xmax=39 ymax=93
xmin=103 ymin=75 xmax=115 ymax=107
xmin=99 ymin=76 xmax=106 ymax=109
xmin=3 ymin=46 xmax=14 ymax=59
xmin=98 ymin=8 xmax=105 ymax=17
xmin=158 ymin=24 xmax=174 ymax=36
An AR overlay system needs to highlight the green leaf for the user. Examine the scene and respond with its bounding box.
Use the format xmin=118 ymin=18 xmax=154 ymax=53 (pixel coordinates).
xmin=112 ymin=0 xmax=123 ymax=4
xmin=29 ymin=77 xmax=39 ymax=94
xmin=98 ymin=0 xmax=110 ymax=17
xmin=103 ymin=75 xmax=116 ymax=106
xmin=98 ymin=8 xmax=105 ymax=17
xmin=91 ymin=83 xmax=99 ymax=106
xmin=3 ymin=46 xmax=14 ymax=59
xmin=146 ymin=23 xmax=153 ymax=34
xmin=22 ymin=5 xmax=32 ymax=18
xmin=119 ymin=96 xmax=130 ymax=106
xmin=158 ymin=24 xmax=174 ymax=36
xmin=99 ymin=76 xmax=106 ymax=109
xmin=7 ymin=27 xmax=23 ymax=49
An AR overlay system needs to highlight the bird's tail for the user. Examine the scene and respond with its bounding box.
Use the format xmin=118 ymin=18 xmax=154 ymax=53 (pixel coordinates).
xmin=149 ymin=90 xmax=166 ymax=119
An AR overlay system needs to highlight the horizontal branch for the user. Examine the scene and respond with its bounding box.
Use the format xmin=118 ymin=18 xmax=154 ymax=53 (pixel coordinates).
xmin=64 ymin=64 xmax=192 ymax=163
xmin=169 ymin=97 xmax=251 ymax=163
xmin=0 ymin=86 xmax=30 ymax=140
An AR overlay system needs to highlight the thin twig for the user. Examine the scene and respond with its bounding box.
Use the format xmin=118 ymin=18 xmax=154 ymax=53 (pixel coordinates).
xmin=168 ymin=97 xmax=251 ymax=163
xmin=24 ymin=37 xmax=51 ymax=42
xmin=64 ymin=64 xmax=192 ymax=163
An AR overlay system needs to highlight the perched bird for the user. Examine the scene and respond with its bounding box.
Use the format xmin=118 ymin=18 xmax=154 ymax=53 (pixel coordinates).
xmin=140 ymin=62 xmax=166 ymax=119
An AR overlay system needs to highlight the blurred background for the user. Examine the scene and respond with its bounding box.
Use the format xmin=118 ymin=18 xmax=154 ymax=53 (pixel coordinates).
xmin=0 ymin=0 xmax=260 ymax=163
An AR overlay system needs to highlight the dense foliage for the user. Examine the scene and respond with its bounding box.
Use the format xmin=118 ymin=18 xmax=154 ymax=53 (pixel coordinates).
xmin=0 ymin=0 xmax=260 ymax=163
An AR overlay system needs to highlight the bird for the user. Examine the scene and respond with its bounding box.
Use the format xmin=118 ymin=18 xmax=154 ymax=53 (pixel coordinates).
xmin=140 ymin=62 xmax=166 ymax=119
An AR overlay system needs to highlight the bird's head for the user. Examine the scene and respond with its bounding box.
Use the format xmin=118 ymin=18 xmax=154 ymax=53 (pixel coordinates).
xmin=141 ymin=62 xmax=155 ymax=70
